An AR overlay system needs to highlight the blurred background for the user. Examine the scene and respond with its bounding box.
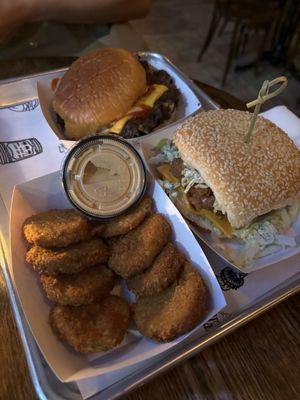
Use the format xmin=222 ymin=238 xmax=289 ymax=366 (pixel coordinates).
xmin=0 ymin=0 xmax=299 ymax=115
xmin=132 ymin=0 xmax=300 ymax=115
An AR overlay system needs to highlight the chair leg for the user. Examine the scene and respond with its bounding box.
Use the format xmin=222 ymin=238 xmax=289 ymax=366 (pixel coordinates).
xmin=255 ymin=28 xmax=269 ymax=76
xmin=236 ymin=25 xmax=245 ymax=57
xmin=218 ymin=16 xmax=229 ymax=36
xmin=197 ymin=3 xmax=220 ymax=62
xmin=241 ymin=28 xmax=249 ymax=55
xmin=221 ymin=20 xmax=241 ymax=87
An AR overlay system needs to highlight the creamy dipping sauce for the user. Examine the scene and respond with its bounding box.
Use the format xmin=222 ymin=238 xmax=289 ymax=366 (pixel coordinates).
xmin=62 ymin=135 xmax=146 ymax=218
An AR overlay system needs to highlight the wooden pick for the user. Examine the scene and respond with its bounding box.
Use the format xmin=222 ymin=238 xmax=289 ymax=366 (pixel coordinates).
xmin=244 ymin=76 xmax=288 ymax=144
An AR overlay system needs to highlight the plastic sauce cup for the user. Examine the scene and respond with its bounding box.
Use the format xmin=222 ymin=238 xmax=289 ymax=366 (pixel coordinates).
xmin=62 ymin=135 xmax=146 ymax=219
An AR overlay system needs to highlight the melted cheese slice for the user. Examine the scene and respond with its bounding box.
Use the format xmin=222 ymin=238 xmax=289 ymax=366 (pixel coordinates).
xmin=109 ymin=115 xmax=132 ymax=135
xmin=110 ymin=84 xmax=168 ymax=134
xmin=198 ymin=209 xmax=232 ymax=238
xmin=157 ymin=163 xmax=179 ymax=183
xmin=182 ymin=191 xmax=232 ymax=238
xmin=138 ymin=84 xmax=168 ymax=107
xmin=156 ymin=166 xmax=232 ymax=238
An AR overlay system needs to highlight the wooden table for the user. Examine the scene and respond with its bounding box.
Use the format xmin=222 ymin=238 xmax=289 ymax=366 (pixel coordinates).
xmin=0 ymin=60 xmax=299 ymax=400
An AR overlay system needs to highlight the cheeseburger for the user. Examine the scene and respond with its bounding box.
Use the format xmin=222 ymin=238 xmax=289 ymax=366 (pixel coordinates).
xmin=52 ymin=48 xmax=179 ymax=140
xmin=151 ymin=109 xmax=300 ymax=266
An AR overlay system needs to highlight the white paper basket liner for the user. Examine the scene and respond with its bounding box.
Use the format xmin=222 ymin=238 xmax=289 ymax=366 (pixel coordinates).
xmin=9 ymin=171 xmax=225 ymax=382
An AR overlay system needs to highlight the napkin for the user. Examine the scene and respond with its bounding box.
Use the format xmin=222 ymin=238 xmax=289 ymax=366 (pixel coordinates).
xmin=0 ymin=102 xmax=299 ymax=399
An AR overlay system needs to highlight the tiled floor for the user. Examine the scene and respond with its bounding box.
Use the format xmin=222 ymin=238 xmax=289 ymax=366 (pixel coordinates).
xmin=132 ymin=0 xmax=300 ymax=116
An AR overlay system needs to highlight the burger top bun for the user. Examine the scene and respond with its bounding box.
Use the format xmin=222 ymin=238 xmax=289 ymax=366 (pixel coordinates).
xmin=52 ymin=48 xmax=147 ymax=139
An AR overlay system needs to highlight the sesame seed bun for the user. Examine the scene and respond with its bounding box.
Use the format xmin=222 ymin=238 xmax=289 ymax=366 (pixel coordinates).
xmin=52 ymin=48 xmax=147 ymax=139
xmin=173 ymin=109 xmax=300 ymax=228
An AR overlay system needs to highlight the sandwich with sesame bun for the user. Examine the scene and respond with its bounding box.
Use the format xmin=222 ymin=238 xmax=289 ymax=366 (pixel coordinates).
xmin=150 ymin=109 xmax=300 ymax=267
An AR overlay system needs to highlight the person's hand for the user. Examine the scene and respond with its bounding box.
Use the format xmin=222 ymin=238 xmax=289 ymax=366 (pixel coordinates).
xmin=0 ymin=0 xmax=33 ymax=45
xmin=0 ymin=0 xmax=152 ymax=45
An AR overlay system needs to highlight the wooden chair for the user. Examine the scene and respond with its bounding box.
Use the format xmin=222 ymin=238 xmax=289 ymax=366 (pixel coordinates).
xmin=197 ymin=0 xmax=280 ymax=86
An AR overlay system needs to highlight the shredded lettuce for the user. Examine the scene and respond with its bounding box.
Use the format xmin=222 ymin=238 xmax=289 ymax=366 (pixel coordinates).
xmin=234 ymin=220 xmax=277 ymax=247
xmin=151 ymin=140 xmax=208 ymax=194
xmin=157 ymin=179 xmax=180 ymax=195
xmin=154 ymin=138 xmax=169 ymax=151
xmin=181 ymin=167 xmax=208 ymax=193
xmin=265 ymin=204 xmax=300 ymax=232
xmin=233 ymin=212 xmax=298 ymax=266
xmin=229 ymin=207 xmax=299 ymax=267
xmin=150 ymin=139 xmax=180 ymax=164
xmin=211 ymin=205 xmax=299 ymax=267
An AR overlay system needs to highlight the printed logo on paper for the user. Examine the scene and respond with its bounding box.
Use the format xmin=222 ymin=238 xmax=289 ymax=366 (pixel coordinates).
xmin=203 ymin=311 xmax=232 ymax=331
xmin=217 ymin=266 xmax=247 ymax=291
xmin=0 ymin=138 xmax=43 ymax=164
xmin=8 ymin=99 xmax=39 ymax=112
xmin=58 ymin=143 xmax=67 ymax=153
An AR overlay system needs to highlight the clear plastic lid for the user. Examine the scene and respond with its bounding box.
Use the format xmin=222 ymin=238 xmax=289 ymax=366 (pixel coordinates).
xmin=62 ymin=135 xmax=146 ymax=219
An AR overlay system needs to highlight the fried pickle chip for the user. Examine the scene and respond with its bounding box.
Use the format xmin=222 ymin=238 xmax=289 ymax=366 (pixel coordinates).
xmin=103 ymin=197 xmax=153 ymax=238
xmin=50 ymin=295 xmax=130 ymax=352
xmin=40 ymin=265 xmax=115 ymax=306
xmin=89 ymin=222 xmax=105 ymax=237
xmin=127 ymin=243 xmax=185 ymax=296
xmin=26 ymin=238 xmax=109 ymax=275
xmin=108 ymin=214 xmax=172 ymax=278
xmin=23 ymin=209 xmax=91 ymax=248
xmin=133 ymin=262 xmax=206 ymax=341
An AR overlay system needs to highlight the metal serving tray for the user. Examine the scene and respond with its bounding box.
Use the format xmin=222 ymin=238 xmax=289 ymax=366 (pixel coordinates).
xmin=2 ymin=240 xmax=299 ymax=400
xmin=0 ymin=55 xmax=299 ymax=400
